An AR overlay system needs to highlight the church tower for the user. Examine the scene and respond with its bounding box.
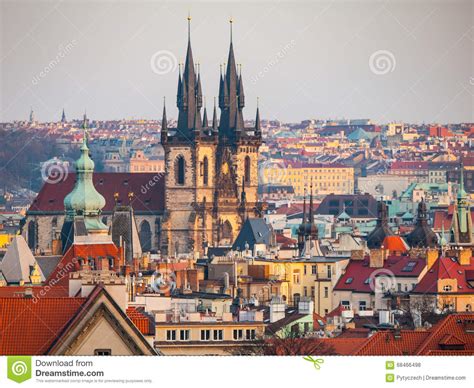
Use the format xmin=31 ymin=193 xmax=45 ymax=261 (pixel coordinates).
xmin=451 ymin=164 xmax=473 ymax=246
xmin=161 ymin=18 xmax=262 ymax=256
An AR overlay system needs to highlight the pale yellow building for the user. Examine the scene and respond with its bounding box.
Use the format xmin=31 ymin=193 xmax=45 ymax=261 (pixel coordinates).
xmin=262 ymin=161 xmax=354 ymax=197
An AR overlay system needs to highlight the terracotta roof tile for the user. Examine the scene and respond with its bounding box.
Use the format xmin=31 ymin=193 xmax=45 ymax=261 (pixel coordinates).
xmin=0 ymin=297 xmax=86 ymax=355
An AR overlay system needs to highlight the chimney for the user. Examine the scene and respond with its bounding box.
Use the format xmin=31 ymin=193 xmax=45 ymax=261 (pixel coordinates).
xmin=24 ymin=288 xmax=33 ymax=299
xmin=369 ymin=248 xmax=387 ymax=268
xmin=459 ymin=248 xmax=471 ymax=266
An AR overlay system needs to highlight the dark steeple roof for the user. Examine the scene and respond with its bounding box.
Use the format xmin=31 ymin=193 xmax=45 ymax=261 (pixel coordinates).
xmin=255 ymin=99 xmax=261 ymax=133
xmin=177 ymin=16 xmax=199 ymax=135
xmin=366 ymin=200 xmax=394 ymax=249
xmin=297 ymin=186 xmax=318 ymax=255
xmin=406 ymin=198 xmax=438 ymax=248
xmin=202 ymin=105 xmax=208 ymax=128
xmin=61 ymin=108 xmax=66 ymax=123
xmin=219 ymin=19 xmax=245 ymax=138
xmin=161 ymin=97 xmax=168 ymax=143
xmin=212 ymin=97 xmax=218 ymax=132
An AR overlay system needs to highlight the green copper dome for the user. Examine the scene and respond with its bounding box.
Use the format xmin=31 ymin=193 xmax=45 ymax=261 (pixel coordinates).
xmin=63 ymin=130 xmax=107 ymax=231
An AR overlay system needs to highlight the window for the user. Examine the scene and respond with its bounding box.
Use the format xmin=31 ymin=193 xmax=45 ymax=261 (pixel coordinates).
xmin=304 ymin=286 xmax=308 ymax=297
xmin=304 ymin=265 xmax=307 ymax=275
xmin=200 ymin=329 xmax=211 ymax=341
xmin=180 ymin=329 xmax=190 ymax=341
xmin=324 ymin=287 xmax=329 ymax=298
xmin=244 ymin=156 xmax=251 ymax=184
xmin=245 ymin=329 xmax=256 ymax=340
xmin=175 ymin=155 xmax=185 ymax=185
xmin=327 ymin=265 xmax=332 ymax=278
xmin=311 ymin=286 xmax=315 ymax=297
xmin=311 ymin=265 xmax=317 ymax=275
xmin=359 ymin=301 xmax=367 ymax=311
xmin=341 ymin=301 xmax=350 ymax=310
xmin=345 ymin=277 xmax=353 ymax=284
xmin=94 ymin=349 xmax=111 ymax=356
xmin=166 ymin=330 xmax=176 ymax=341
xmin=213 ymin=329 xmax=223 ymax=341
xmin=233 ymin=329 xmax=244 ymax=340
xmin=293 ymin=271 xmax=301 ymax=284
xmin=203 ymin=157 xmax=209 ymax=186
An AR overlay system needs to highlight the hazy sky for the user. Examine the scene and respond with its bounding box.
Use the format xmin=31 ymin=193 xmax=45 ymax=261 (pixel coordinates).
xmin=0 ymin=0 xmax=473 ymax=123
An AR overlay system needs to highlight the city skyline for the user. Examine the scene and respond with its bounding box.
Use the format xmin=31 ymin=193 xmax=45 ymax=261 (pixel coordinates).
xmin=1 ymin=1 xmax=473 ymax=124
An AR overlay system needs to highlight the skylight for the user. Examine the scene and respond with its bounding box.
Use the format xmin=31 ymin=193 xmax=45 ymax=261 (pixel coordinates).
xmin=345 ymin=277 xmax=353 ymax=284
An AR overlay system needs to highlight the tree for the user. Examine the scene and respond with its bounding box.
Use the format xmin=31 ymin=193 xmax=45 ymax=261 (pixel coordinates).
xmin=228 ymin=327 xmax=335 ymax=356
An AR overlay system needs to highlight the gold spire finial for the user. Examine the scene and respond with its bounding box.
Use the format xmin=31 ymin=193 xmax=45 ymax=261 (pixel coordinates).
xmin=187 ymin=12 xmax=191 ymax=41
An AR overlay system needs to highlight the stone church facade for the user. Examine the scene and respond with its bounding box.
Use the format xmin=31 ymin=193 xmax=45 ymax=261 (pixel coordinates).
xmin=160 ymin=20 xmax=263 ymax=256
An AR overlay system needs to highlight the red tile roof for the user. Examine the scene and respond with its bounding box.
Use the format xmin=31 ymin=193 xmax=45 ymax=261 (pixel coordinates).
xmin=412 ymin=256 xmax=474 ymax=294
xmin=275 ymin=234 xmax=297 ymax=247
xmin=390 ymin=161 xmax=429 ymax=170
xmin=126 ymin=306 xmax=154 ymax=335
xmin=355 ymin=330 xmax=430 ymax=355
xmin=334 ymin=256 xmax=426 ymax=293
xmin=0 ymin=297 xmax=86 ymax=355
xmin=382 ymin=236 xmax=409 ymax=253
xmin=355 ymin=313 xmax=474 ymax=355
xmin=28 ymin=172 xmax=165 ymax=214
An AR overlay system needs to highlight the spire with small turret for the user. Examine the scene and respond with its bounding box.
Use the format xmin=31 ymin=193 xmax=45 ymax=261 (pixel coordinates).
xmin=161 ymin=97 xmax=168 ymax=143
xmin=212 ymin=97 xmax=218 ymax=132
xmin=202 ymin=100 xmax=208 ymax=128
xmin=219 ymin=18 xmax=245 ymax=138
xmin=61 ymin=108 xmax=66 ymax=123
xmin=177 ymin=15 xmax=200 ymax=136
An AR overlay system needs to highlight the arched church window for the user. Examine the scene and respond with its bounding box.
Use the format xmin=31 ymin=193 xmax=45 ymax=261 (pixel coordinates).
xmin=175 ymin=156 xmax=185 ymax=185
xmin=27 ymin=221 xmax=37 ymax=251
xmin=244 ymin=156 xmax=251 ymax=184
xmin=203 ymin=157 xmax=209 ymax=186
xmin=139 ymin=220 xmax=152 ymax=252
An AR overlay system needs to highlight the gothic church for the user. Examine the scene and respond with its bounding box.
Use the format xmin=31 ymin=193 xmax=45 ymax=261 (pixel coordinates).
xmin=160 ymin=18 xmax=263 ymax=255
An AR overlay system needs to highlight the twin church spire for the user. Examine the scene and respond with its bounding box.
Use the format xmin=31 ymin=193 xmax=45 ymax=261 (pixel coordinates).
xmin=166 ymin=16 xmax=260 ymax=142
